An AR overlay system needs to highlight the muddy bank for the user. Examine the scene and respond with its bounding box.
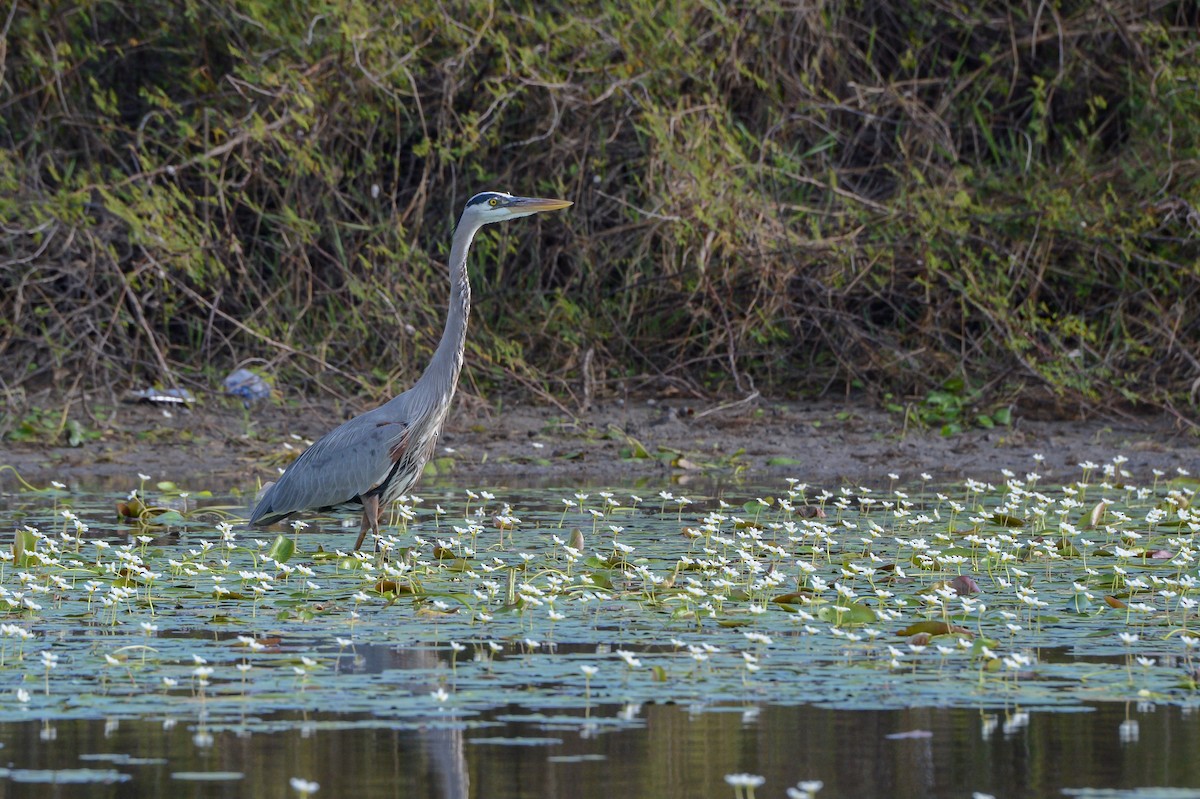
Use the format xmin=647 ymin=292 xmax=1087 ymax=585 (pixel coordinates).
xmin=1 ymin=393 xmax=1195 ymax=494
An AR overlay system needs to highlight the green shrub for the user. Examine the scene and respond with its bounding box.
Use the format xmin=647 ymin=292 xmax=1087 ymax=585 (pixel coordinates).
xmin=1 ymin=0 xmax=1196 ymax=419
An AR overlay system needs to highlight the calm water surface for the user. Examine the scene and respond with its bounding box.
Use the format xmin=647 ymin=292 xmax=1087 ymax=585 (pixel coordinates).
xmin=0 ymin=703 xmax=1198 ymax=798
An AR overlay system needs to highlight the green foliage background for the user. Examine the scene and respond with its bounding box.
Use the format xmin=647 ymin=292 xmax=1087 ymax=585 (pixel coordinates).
xmin=1 ymin=0 xmax=1197 ymax=416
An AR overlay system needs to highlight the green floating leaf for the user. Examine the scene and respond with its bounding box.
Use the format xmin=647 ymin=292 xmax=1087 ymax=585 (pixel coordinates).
xmin=1064 ymin=594 xmax=1095 ymax=614
xmin=742 ymin=499 xmax=770 ymax=515
xmin=817 ymin=602 xmax=876 ymax=626
xmin=897 ymin=621 xmax=972 ymax=638
xmin=969 ymin=637 xmax=1000 ymax=659
xmin=13 ymin=527 xmax=37 ymax=567
xmin=152 ymin=510 xmax=186 ymax=525
xmin=266 ymin=535 xmax=296 ymax=563
xmin=584 ymin=554 xmax=619 ymax=569
xmin=584 ymin=571 xmax=614 ymax=590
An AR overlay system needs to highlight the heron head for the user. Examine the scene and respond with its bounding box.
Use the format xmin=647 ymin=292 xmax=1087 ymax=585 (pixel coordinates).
xmin=462 ymin=191 xmax=573 ymax=225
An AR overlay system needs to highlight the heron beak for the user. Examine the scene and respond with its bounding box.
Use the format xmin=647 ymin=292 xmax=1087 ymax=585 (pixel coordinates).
xmin=507 ymin=196 xmax=573 ymax=213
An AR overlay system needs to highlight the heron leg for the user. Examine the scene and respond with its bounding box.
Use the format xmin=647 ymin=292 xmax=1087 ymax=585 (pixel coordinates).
xmin=354 ymin=494 xmax=381 ymax=551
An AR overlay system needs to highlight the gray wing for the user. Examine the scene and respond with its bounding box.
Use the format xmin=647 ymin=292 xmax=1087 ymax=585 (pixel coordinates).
xmin=249 ymin=404 xmax=412 ymax=526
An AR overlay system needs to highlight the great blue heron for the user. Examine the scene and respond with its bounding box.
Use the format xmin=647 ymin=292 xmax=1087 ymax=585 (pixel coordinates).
xmin=249 ymin=191 xmax=572 ymax=549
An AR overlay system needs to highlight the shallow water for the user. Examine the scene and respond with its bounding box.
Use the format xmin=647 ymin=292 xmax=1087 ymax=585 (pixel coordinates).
xmin=1 ymin=471 xmax=1199 ymax=798
xmin=0 ymin=702 xmax=1198 ymax=798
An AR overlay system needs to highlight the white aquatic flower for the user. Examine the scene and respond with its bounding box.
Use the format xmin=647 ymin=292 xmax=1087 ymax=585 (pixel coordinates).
xmin=725 ymin=774 xmax=766 ymax=788
xmin=289 ymin=777 xmax=320 ymax=795
xmin=787 ymin=781 xmax=824 ymax=799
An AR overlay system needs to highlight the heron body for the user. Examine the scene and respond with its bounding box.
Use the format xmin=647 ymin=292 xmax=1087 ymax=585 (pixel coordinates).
xmin=249 ymin=191 xmax=572 ymax=548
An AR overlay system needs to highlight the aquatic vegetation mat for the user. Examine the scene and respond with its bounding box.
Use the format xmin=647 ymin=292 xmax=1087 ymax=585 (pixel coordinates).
xmin=0 ymin=457 xmax=1198 ymax=740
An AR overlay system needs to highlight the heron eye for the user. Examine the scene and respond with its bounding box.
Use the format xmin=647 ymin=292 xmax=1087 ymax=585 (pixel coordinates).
xmin=488 ymin=198 xmax=498 ymax=207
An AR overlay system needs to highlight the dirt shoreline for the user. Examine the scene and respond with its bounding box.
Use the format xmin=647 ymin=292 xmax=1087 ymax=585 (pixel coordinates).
xmin=1 ymin=394 xmax=1195 ymax=494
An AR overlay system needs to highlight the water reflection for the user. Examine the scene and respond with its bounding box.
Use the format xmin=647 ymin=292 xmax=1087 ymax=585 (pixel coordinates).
xmin=1 ymin=702 xmax=1198 ymax=798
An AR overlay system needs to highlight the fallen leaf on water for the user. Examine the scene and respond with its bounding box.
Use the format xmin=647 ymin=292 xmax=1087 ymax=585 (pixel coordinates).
xmin=950 ymin=575 xmax=980 ymax=595
xmin=116 ymin=498 xmax=167 ymax=520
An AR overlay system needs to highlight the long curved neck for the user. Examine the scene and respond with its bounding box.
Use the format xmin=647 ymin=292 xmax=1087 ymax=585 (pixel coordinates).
xmin=417 ymin=214 xmax=482 ymax=403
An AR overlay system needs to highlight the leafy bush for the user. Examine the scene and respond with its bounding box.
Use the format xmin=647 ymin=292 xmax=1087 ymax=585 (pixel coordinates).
xmin=1 ymin=0 xmax=1197 ymax=419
